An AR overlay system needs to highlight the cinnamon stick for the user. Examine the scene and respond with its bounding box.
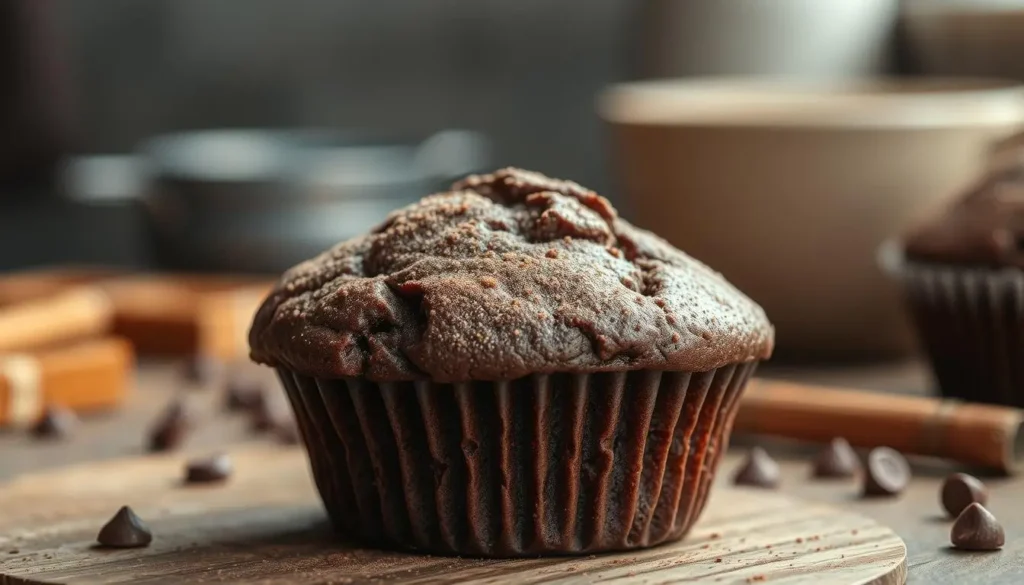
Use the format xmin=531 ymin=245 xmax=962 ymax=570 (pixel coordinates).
xmin=0 ymin=286 xmax=113 ymax=352
xmin=0 ymin=337 xmax=133 ymax=427
xmin=736 ymin=379 xmax=1024 ymax=474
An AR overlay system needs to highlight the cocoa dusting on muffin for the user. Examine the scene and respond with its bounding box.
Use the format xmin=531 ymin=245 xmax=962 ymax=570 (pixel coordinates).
xmin=249 ymin=168 xmax=773 ymax=382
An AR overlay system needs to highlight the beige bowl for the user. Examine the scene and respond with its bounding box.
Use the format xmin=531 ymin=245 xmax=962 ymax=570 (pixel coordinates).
xmin=599 ymin=78 xmax=1024 ymax=361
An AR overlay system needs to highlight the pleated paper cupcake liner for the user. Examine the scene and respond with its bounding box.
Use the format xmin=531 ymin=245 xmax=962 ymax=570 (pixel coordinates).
xmin=276 ymin=362 xmax=758 ymax=557
xmin=881 ymin=241 xmax=1024 ymax=407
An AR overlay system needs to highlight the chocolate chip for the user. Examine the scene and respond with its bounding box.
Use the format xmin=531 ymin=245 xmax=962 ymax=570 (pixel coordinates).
xmin=223 ymin=376 xmax=265 ymax=412
xmin=249 ymin=392 xmax=292 ymax=434
xmin=31 ymin=406 xmax=77 ymax=440
xmin=275 ymin=420 xmax=301 ymax=446
xmin=951 ymin=503 xmax=1004 ymax=551
xmin=148 ymin=400 xmax=191 ymax=452
xmin=862 ymin=447 xmax=910 ymax=497
xmin=96 ymin=506 xmax=152 ymax=548
xmin=181 ymin=354 xmax=223 ymax=386
xmin=942 ymin=473 xmax=989 ymax=518
xmin=185 ymin=453 xmax=232 ymax=484
xmin=732 ymin=447 xmax=780 ymax=488
xmin=812 ymin=437 xmax=859 ymax=479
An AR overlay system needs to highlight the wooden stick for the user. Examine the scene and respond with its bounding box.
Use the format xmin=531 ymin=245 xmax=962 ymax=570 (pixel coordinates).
xmin=103 ymin=276 xmax=272 ymax=359
xmin=0 ymin=286 xmax=113 ymax=352
xmin=0 ymin=337 xmax=134 ymax=427
xmin=736 ymin=378 xmax=1024 ymax=474
xmin=0 ymin=266 xmax=118 ymax=306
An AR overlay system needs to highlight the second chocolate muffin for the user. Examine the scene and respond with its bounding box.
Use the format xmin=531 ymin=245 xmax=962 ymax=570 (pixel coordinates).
xmin=892 ymin=143 xmax=1024 ymax=408
xmin=249 ymin=168 xmax=774 ymax=556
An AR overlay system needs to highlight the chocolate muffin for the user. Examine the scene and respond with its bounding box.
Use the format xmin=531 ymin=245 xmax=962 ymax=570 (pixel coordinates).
xmin=249 ymin=168 xmax=773 ymax=556
xmin=890 ymin=145 xmax=1024 ymax=407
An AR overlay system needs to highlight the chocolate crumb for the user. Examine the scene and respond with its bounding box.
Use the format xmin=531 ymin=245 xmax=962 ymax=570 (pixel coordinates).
xmin=710 ymin=532 xmax=721 ymax=539
xmin=185 ymin=453 xmax=232 ymax=484
xmin=715 ymin=558 xmax=722 ymax=563
xmin=942 ymin=473 xmax=988 ymax=518
xmin=795 ymin=538 xmax=803 ymax=543
xmin=546 ymin=249 xmax=559 ymax=259
xmin=31 ymin=406 xmax=77 ymax=440
xmin=96 ymin=506 xmax=152 ymax=548
xmin=951 ymin=503 xmax=1004 ymax=551
xmin=8 ymin=549 xmax=18 ymax=554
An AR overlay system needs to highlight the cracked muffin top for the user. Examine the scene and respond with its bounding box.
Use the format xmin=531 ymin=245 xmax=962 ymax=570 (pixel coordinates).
xmin=249 ymin=168 xmax=774 ymax=382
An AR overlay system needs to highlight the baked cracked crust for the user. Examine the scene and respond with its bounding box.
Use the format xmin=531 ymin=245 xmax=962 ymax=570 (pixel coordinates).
xmin=249 ymin=168 xmax=773 ymax=382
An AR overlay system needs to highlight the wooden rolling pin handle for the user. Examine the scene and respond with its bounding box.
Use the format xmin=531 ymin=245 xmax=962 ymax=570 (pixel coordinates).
xmin=736 ymin=378 xmax=1024 ymax=475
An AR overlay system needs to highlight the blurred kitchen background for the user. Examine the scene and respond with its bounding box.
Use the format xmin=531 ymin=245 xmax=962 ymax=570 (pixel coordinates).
xmin=5 ymin=0 xmax=1024 ymax=362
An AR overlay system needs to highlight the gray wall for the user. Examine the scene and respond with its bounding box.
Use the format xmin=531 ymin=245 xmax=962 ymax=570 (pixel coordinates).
xmin=58 ymin=0 xmax=633 ymax=194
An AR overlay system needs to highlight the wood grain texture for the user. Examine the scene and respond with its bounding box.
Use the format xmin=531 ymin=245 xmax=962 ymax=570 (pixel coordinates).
xmin=0 ymin=446 xmax=906 ymax=585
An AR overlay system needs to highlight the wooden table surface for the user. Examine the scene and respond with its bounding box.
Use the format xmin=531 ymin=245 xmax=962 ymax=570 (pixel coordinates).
xmin=1 ymin=360 xmax=1022 ymax=584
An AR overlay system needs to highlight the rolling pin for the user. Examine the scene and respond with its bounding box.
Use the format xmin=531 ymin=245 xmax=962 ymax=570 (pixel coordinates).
xmin=736 ymin=378 xmax=1024 ymax=475
xmin=0 ymin=286 xmax=113 ymax=352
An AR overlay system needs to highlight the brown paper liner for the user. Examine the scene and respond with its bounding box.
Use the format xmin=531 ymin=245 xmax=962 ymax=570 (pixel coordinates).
xmin=276 ymin=362 xmax=757 ymax=557
xmin=882 ymin=241 xmax=1024 ymax=407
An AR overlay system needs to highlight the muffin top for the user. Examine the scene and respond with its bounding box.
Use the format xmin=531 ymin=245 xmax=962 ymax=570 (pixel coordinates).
xmin=249 ymin=168 xmax=773 ymax=382
xmin=903 ymin=140 xmax=1024 ymax=269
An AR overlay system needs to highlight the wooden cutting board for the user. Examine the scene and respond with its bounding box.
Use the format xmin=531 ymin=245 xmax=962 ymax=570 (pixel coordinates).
xmin=0 ymin=446 xmax=907 ymax=585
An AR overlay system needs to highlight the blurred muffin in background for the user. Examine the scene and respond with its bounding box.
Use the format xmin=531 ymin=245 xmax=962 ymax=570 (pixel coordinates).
xmin=887 ymin=130 xmax=1024 ymax=406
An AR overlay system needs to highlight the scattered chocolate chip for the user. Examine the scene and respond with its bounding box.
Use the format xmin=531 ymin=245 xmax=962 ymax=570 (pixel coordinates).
xmin=31 ymin=406 xmax=77 ymax=440
xmin=148 ymin=400 xmax=191 ymax=452
xmin=96 ymin=506 xmax=152 ymax=548
xmin=223 ymin=376 xmax=265 ymax=412
xmin=275 ymin=420 xmax=301 ymax=446
xmin=951 ymin=503 xmax=1004 ymax=551
xmin=249 ymin=392 xmax=277 ymax=433
xmin=941 ymin=473 xmax=989 ymax=518
xmin=812 ymin=437 xmax=859 ymax=478
xmin=181 ymin=354 xmax=223 ymax=386
xmin=732 ymin=447 xmax=780 ymax=488
xmin=185 ymin=453 xmax=233 ymax=484
xmin=862 ymin=447 xmax=910 ymax=497
xmin=250 ymin=393 xmax=292 ymax=435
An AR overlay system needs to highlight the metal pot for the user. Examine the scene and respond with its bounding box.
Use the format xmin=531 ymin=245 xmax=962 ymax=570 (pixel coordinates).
xmin=139 ymin=129 xmax=490 ymax=274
